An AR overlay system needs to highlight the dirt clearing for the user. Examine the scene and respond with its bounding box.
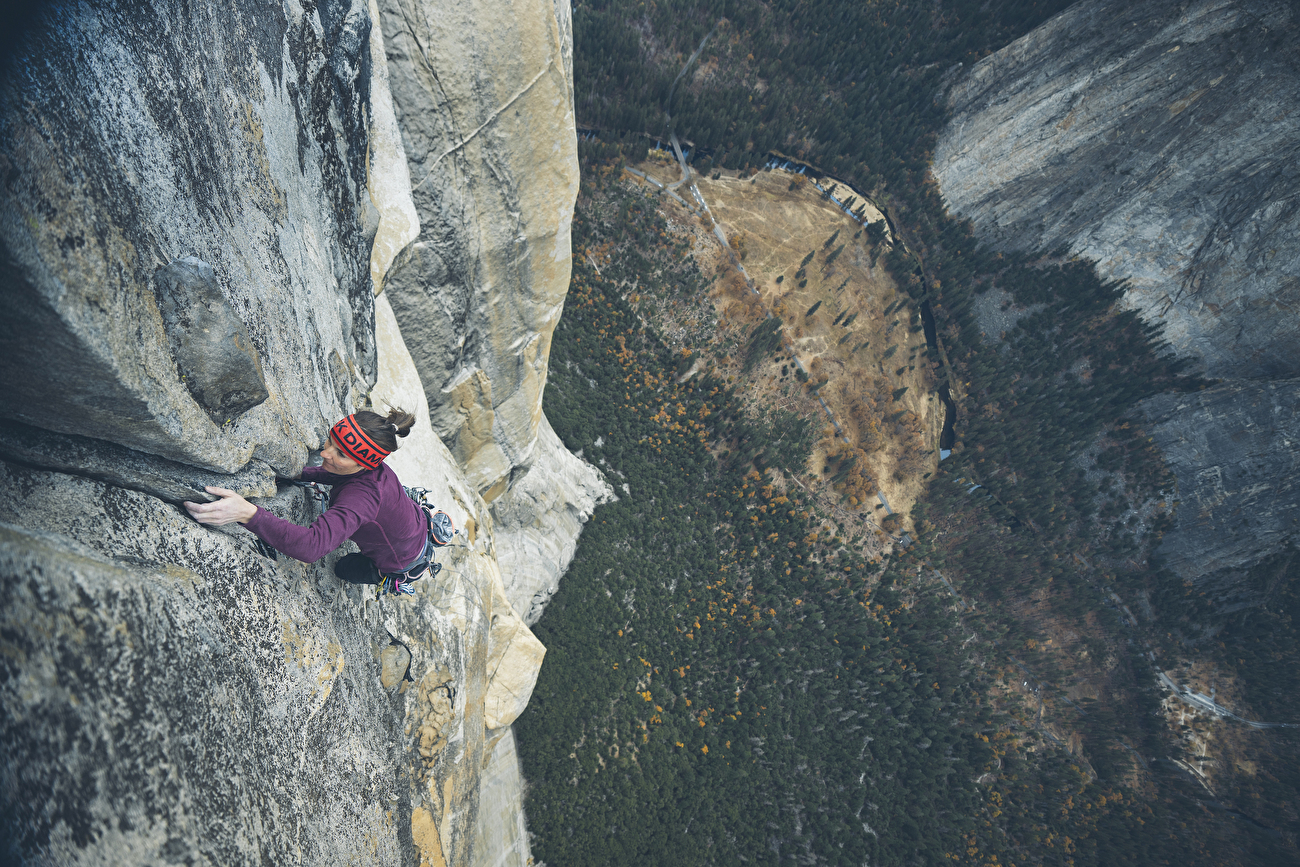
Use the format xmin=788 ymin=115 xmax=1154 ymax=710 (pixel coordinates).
xmin=624 ymin=162 xmax=945 ymax=539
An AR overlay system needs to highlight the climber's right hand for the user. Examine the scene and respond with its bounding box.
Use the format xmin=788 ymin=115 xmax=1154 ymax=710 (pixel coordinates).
xmin=183 ymin=487 xmax=259 ymax=526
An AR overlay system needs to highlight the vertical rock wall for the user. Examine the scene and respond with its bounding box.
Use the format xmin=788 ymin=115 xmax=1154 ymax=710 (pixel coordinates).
xmin=0 ymin=0 xmax=597 ymax=864
xmin=492 ymin=420 xmax=615 ymax=625
xmin=0 ymin=0 xmax=380 ymax=475
xmin=930 ymin=0 xmax=1300 ymax=588
xmin=377 ymin=0 xmax=580 ymax=499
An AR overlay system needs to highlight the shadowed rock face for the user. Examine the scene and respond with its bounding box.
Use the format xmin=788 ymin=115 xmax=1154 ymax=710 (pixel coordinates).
xmin=0 ymin=417 xmax=277 ymax=505
xmin=933 ymin=0 xmax=1300 ymax=588
xmin=0 ymin=0 xmax=378 ymax=475
xmin=934 ymin=0 xmax=1300 ymax=381
xmin=1142 ymin=381 xmax=1300 ymax=590
xmin=378 ymin=0 xmax=579 ymax=498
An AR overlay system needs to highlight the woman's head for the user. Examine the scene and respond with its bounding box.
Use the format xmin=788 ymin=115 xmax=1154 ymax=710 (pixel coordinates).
xmin=321 ymin=406 xmax=415 ymax=474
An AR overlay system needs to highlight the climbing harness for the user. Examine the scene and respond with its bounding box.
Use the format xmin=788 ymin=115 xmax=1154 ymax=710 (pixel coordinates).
xmin=370 ymin=487 xmax=459 ymax=599
xmin=403 ymin=486 xmax=458 ymax=547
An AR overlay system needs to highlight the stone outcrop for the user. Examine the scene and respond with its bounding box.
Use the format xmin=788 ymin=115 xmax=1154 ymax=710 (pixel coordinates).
xmin=0 ymin=0 xmax=596 ymax=864
xmin=0 ymin=417 xmax=278 ymax=506
xmin=1141 ymin=381 xmax=1300 ymax=592
xmin=377 ymin=0 xmax=580 ymax=499
xmin=933 ymin=0 xmax=1300 ymax=381
xmin=472 ymin=729 xmax=533 ymax=867
xmin=492 ymin=419 xmax=615 ymax=624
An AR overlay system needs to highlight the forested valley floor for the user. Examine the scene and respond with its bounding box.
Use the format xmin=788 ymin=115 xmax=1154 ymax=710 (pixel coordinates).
xmin=515 ymin=160 xmax=1295 ymax=865
xmin=515 ymin=0 xmax=1299 ymax=862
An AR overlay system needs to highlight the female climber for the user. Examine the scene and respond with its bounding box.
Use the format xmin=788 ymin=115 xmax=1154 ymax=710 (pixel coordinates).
xmin=183 ymin=408 xmax=448 ymax=594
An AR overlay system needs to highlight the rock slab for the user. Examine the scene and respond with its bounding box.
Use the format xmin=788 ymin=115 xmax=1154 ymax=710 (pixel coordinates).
xmin=491 ymin=417 xmax=615 ymax=624
xmin=0 ymin=0 xmax=378 ymax=475
xmin=378 ymin=0 xmax=580 ymax=497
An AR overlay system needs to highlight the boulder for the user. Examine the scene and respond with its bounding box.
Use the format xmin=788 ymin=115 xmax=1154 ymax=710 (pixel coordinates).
xmin=154 ymin=257 xmax=270 ymax=424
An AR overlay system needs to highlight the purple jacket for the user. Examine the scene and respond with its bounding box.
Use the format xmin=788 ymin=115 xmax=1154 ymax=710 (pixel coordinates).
xmin=245 ymin=464 xmax=427 ymax=573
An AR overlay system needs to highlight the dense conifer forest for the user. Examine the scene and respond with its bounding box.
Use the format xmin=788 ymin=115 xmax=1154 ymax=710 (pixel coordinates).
xmin=519 ymin=172 xmax=1147 ymax=865
xmin=515 ymin=0 xmax=1300 ymax=862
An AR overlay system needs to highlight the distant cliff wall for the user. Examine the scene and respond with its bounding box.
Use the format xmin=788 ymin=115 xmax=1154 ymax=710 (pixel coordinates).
xmin=0 ymin=0 xmax=594 ymax=865
xmin=932 ymin=0 xmax=1300 ymax=588
xmin=934 ymin=0 xmax=1300 ymax=382
xmin=1142 ymin=380 xmax=1300 ymax=589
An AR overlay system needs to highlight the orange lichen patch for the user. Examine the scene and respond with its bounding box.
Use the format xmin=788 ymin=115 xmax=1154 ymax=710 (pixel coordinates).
xmin=411 ymin=807 xmax=447 ymax=867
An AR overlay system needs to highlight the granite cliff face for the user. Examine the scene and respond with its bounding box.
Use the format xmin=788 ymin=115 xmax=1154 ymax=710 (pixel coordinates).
xmin=492 ymin=418 xmax=615 ymax=624
xmin=1142 ymin=380 xmax=1300 ymax=589
xmin=0 ymin=0 xmax=378 ymax=475
xmin=932 ymin=0 xmax=1300 ymax=587
xmin=377 ymin=0 xmax=581 ymax=501
xmin=0 ymin=1 xmax=592 ymax=865
xmin=934 ymin=0 xmax=1300 ymax=382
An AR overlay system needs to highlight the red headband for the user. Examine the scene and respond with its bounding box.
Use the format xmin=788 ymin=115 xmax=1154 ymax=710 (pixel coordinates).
xmin=329 ymin=414 xmax=390 ymax=469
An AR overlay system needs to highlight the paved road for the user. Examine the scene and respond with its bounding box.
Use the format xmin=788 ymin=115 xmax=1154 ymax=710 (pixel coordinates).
xmin=1156 ymin=671 xmax=1297 ymax=729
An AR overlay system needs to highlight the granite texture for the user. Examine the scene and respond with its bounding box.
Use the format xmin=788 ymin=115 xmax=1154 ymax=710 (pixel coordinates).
xmin=0 ymin=417 xmax=277 ymax=506
xmin=471 ymin=728 xmax=534 ymax=867
xmin=378 ymin=0 xmax=580 ymax=498
xmin=0 ymin=1 xmax=596 ymax=863
xmin=933 ymin=0 xmax=1300 ymax=591
xmin=0 ymin=271 xmax=550 ymax=867
xmin=1142 ymin=380 xmax=1300 ymax=589
xmin=491 ymin=417 xmax=614 ymax=625
xmin=934 ymin=0 xmax=1300 ymax=380
xmin=0 ymin=0 xmax=378 ymax=475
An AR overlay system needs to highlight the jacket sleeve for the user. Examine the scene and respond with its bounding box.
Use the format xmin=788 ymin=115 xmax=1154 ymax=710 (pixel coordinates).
xmin=244 ymin=482 xmax=379 ymax=563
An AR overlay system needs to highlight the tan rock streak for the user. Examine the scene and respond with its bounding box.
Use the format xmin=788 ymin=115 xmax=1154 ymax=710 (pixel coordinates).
xmin=373 ymin=286 xmax=550 ymax=866
xmin=378 ymin=0 xmax=579 ymax=496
